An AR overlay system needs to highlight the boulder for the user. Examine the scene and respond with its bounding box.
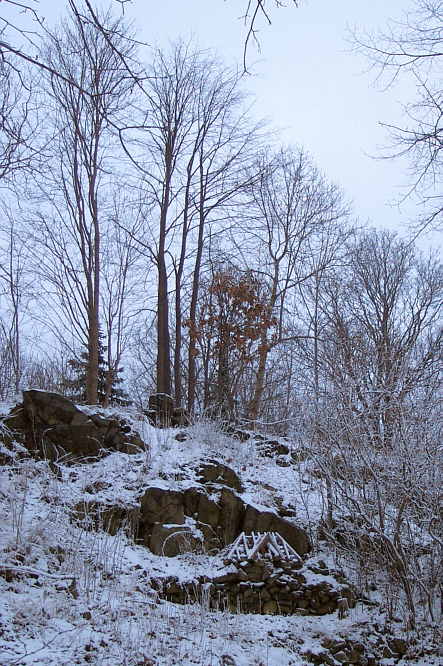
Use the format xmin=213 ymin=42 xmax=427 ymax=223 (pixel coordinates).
xmin=258 ymin=439 xmax=290 ymax=457
xmin=19 ymin=390 xmax=87 ymax=426
xmin=226 ymin=427 xmax=254 ymax=442
xmin=139 ymin=486 xmax=185 ymax=532
xmin=198 ymin=460 xmax=244 ymax=493
xmin=144 ymin=409 xmax=157 ymax=425
xmin=3 ymin=390 xmax=144 ymax=462
xmin=139 ymin=480 xmax=311 ymax=557
xmin=149 ymin=524 xmax=202 ymax=556
xmin=195 ymin=492 xmax=221 ymax=529
xmin=243 ymin=504 xmax=311 ymax=556
xmin=146 ymin=397 xmax=189 ymax=428
xmin=220 ymin=487 xmax=246 ymax=545
xmin=183 ymin=486 xmax=203 ymax=516
xmin=387 ymin=638 xmax=408 ymax=657
xmin=172 ymin=407 xmax=191 ymax=427
xmin=174 ymin=431 xmax=189 ymax=442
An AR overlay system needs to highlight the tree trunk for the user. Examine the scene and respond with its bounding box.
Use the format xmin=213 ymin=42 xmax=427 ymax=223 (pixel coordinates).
xmin=87 ymin=309 xmax=99 ymax=404
xmin=174 ymin=161 xmax=194 ymax=407
xmin=156 ymin=134 xmax=173 ymax=398
xmin=157 ymin=251 xmax=171 ymax=397
xmin=86 ymin=131 xmax=101 ymax=405
xmin=248 ymin=268 xmax=278 ymax=422
xmin=247 ymin=335 xmax=269 ymax=423
xmin=187 ymin=173 xmax=205 ymax=415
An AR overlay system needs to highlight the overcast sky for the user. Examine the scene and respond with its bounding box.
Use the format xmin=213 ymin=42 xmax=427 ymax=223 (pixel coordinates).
xmin=137 ymin=0 xmax=422 ymax=236
xmin=6 ymin=0 xmax=434 ymax=242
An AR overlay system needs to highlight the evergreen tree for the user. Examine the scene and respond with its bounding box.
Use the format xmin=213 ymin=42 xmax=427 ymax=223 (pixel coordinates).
xmin=66 ymin=333 xmax=130 ymax=406
xmin=104 ymin=364 xmax=131 ymax=407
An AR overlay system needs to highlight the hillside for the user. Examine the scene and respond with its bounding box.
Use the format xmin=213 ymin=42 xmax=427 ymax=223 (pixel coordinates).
xmin=0 ymin=392 xmax=441 ymax=665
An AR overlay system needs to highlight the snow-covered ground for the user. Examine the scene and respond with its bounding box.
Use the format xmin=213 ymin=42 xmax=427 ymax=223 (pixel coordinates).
xmin=0 ymin=410 xmax=441 ymax=665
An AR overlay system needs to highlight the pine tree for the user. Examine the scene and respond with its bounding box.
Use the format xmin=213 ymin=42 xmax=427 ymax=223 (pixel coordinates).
xmin=65 ymin=333 xmax=130 ymax=406
xmin=104 ymin=364 xmax=131 ymax=407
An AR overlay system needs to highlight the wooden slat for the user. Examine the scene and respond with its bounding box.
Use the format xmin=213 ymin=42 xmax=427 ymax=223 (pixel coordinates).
xmin=226 ymin=531 xmax=301 ymax=564
xmin=249 ymin=533 xmax=270 ymax=560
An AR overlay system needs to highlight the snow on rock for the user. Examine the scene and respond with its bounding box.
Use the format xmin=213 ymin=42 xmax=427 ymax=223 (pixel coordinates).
xmin=0 ymin=404 xmax=441 ymax=664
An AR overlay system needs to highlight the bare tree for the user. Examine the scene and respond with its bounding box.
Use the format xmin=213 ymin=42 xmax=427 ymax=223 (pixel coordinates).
xmin=30 ymin=5 xmax=136 ymax=404
xmin=130 ymin=42 xmax=258 ymax=405
xmin=240 ymin=1 xmax=300 ymax=70
xmin=182 ymin=65 xmax=261 ymax=414
xmin=2 ymin=1 xmax=301 ymax=87
xmin=130 ymin=42 xmax=206 ymax=400
xmin=244 ymin=147 xmax=348 ymax=422
xmin=0 ymin=47 xmax=42 ymax=188
xmin=0 ymin=202 xmax=32 ymax=396
xmin=354 ymin=0 xmax=443 ymax=235
xmin=101 ymin=198 xmax=145 ymax=406
xmin=0 ymin=1 xmax=136 ymax=82
xmin=293 ymin=231 xmax=443 ymax=629
xmin=318 ymin=229 xmax=442 ymax=450
xmin=312 ymin=395 xmax=442 ymax=629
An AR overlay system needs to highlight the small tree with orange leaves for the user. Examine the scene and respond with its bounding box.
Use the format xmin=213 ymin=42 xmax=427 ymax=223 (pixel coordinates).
xmin=189 ymin=266 xmax=276 ymax=419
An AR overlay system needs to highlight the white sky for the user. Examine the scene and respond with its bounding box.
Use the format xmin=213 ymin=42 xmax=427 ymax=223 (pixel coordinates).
xmin=4 ymin=0 xmax=437 ymax=243
xmin=139 ymin=0 xmax=420 ymax=235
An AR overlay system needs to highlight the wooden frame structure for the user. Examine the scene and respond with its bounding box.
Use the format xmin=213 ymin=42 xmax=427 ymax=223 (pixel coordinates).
xmin=224 ymin=531 xmax=302 ymax=565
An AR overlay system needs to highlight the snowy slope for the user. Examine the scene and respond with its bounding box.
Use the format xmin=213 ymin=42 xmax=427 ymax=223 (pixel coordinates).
xmin=0 ymin=412 xmax=441 ymax=665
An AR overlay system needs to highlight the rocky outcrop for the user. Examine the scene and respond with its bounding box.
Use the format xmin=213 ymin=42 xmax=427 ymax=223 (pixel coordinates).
xmin=140 ymin=486 xmax=185 ymax=525
xmin=149 ymin=524 xmax=202 ymax=557
xmin=197 ymin=460 xmax=244 ymax=493
xmin=73 ymin=500 xmax=140 ymax=537
xmin=138 ymin=484 xmax=311 ymax=556
xmin=229 ymin=428 xmax=289 ymax=452
xmin=303 ymin=639 xmax=371 ymax=665
xmin=154 ymin=556 xmax=356 ymax=616
xmin=242 ymin=504 xmax=308 ymax=553
xmin=257 ymin=439 xmax=290 ymax=457
xmin=3 ymin=390 xmax=144 ymax=462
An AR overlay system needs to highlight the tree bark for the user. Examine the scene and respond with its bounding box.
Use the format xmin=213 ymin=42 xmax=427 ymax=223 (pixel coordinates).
xmin=187 ymin=161 xmax=206 ymax=415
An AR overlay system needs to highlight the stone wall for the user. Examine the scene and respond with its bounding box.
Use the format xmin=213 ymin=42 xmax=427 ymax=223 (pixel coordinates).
xmin=153 ymin=558 xmax=356 ymax=616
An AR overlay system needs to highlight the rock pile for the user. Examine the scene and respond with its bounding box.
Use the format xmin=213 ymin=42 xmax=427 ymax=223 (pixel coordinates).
xmin=228 ymin=427 xmax=290 ymax=456
xmin=303 ymin=638 xmax=371 ymax=665
xmin=302 ymin=633 xmax=413 ymax=665
xmin=154 ymin=556 xmax=356 ymax=616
